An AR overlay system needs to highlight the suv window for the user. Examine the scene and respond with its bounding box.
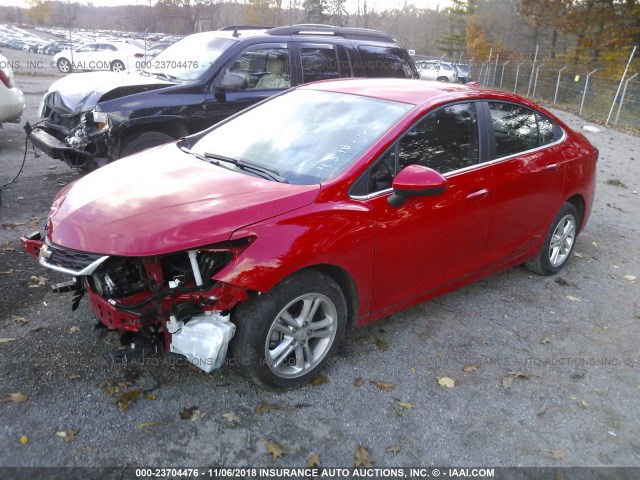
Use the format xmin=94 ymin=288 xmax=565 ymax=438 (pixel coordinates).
xmin=489 ymin=102 xmax=560 ymax=157
xmin=366 ymin=102 xmax=479 ymax=193
xmin=357 ymin=45 xmax=415 ymax=78
xmin=227 ymin=46 xmax=290 ymax=89
xmin=300 ymin=45 xmax=341 ymax=83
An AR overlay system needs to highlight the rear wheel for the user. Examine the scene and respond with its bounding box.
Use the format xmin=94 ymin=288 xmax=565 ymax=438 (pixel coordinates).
xmin=437 ymin=76 xmax=449 ymax=82
xmin=111 ymin=60 xmax=125 ymax=72
xmin=231 ymin=270 xmax=347 ymax=389
xmin=120 ymin=131 xmax=174 ymax=158
xmin=57 ymin=58 xmax=71 ymax=73
xmin=525 ymin=202 xmax=580 ymax=275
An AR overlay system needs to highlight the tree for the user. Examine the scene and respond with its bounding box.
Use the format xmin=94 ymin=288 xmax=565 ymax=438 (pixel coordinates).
xmin=156 ymin=0 xmax=211 ymax=33
xmin=28 ymin=0 xmax=52 ymax=26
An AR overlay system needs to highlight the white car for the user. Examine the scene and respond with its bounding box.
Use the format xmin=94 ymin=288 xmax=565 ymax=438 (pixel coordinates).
xmin=53 ymin=41 xmax=146 ymax=73
xmin=0 ymin=53 xmax=25 ymax=126
xmin=415 ymin=60 xmax=458 ymax=83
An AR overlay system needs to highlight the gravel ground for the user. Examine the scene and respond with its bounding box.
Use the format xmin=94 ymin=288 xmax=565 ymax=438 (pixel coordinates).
xmin=0 ymin=68 xmax=639 ymax=476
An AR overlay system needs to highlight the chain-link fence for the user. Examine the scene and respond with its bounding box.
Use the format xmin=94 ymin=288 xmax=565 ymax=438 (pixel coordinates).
xmin=413 ymin=55 xmax=640 ymax=131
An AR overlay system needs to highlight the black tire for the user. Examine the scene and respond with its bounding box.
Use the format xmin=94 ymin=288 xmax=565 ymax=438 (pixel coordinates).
xmin=120 ymin=131 xmax=174 ymax=158
xmin=111 ymin=60 xmax=125 ymax=72
xmin=525 ymin=202 xmax=580 ymax=275
xmin=437 ymin=76 xmax=450 ymax=82
xmin=57 ymin=58 xmax=71 ymax=73
xmin=231 ymin=270 xmax=347 ymax=389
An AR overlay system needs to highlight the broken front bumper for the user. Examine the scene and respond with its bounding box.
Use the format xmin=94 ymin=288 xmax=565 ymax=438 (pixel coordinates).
xmin=24 ymin=122 xmax=96 ymax=169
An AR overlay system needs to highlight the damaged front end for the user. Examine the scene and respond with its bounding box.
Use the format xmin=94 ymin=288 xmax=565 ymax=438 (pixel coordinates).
xmin=25 ymin=94 xmax=111 ymax=170
xmin=21 ymin=232 xmax=252 ymax=372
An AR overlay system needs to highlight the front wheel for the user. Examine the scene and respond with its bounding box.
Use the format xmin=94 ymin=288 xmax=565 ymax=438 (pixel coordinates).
xmin=120 ymin=131 xmax=174 ymax=158
xmin=525 ymin=202 xmax=580 ymax=275
xmin=231 ymin=270 xmax=347 ymax=389
xmin=57 ymin=58 xmax=71 ymax=73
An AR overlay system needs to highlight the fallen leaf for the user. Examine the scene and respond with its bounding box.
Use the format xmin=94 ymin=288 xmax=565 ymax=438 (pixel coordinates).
xmin=267 ymin=441 xmax=285 ymax=459
xmin=180 ymin=405 xmax=199 ymax=420
xmin=508 ymin=371 xmax=529 ymax=379
xmin=574 ymin=252 xmax=584 ymax=258
xmin=579 ymin=400 xmax=589 ymax=409
xmin=551 ymin=449 xmax=566 ymax=460
xmin=0 ymin=338 xmax=17 ymax=343
xmin=12 ymin=315 xmax=28 ymax=324
xmin=307 ymin=452 xmax=321 ymax=467
xmin=190 ymin=409 xmax=205 ymax=422
xmin=222 ymin=411 xmax=240 ymax=424
xmin=137 ymin=421 xmax=160 ymax=430
xmin=68 ymin=373 xmax=81 ymax=380
xmin=540 ymin=337 xmax=551 ymax=345
xmin=624 ymin=275 xmax=636 ymax=281
xmin=375 ymin=339 xmax=389 ymax=351
xmin=566 ymin=295 xmax=580 ymax=302
xmin=19 ymin=435 xmax=28 ymax=445
xmin=5 ymin=393 xmax=28 ymax=403
xmin=56 ymin=429 xmax=79 ymax=443
xmin=501 ymin=376 xmax=513 ymax=389
xmin=1 ymin=247 xmax=16 ymax=252
xmin=254 ymin=403 xmax=281 ymax=415
xmin=370 ymin=380 xmax=394 ymax=392
xmin=411 ymin=367 xmax=416 ymax=374
xmin=570 ymin=396 xmax=577 ymax=400
xmin=437 ymin=376 xmax=455 ymax=388
xmin=69 ymin=326 xmax=80 ymax=333
xmin=354 ymin=445 xmax=373 ymax=468
xmin=310 ymin=376 xmax=329 ymax=386
xmin=396 ymin=400 xmax=415 ymax=409
xmin=115 ymin=390 xmax=140 ymax=412
xmin=555 ymin=277 xmax=570 ymax=286
xmin=386 ymin=444 xmax=401 ymax=454
xmin=145 ymin=394 xmax=157 ymax=401
xmin=591 ymin=241 xmax=598 ymax=248
xmin=353 ymin=376 xmax=364 ymax=387
xmin=116 ymin=381 xmax=133 ymax=388
xmin=463 ymin=364 xmax=478 ymax=373
xmin=0 ymin=270 xmax=14 ymax=275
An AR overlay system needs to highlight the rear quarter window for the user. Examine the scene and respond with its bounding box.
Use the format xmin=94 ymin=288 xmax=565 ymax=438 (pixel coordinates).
xmin=357 ymin=45 xmax=416 ymax=78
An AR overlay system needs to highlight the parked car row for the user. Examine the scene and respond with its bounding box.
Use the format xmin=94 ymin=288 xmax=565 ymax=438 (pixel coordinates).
xmin=415 ymin=59 xmax=472 ymax=83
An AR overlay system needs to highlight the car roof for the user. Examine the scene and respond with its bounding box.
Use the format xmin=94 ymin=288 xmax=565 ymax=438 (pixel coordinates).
xmin=300 ymin=78 xmax=540 ymax=110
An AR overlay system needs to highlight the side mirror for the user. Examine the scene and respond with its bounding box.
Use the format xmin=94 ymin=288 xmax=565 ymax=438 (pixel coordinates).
xmin=217 ymin=71 xmax=248 ymax=91
xmin=388 ymin=164 xmax=447 ymax=208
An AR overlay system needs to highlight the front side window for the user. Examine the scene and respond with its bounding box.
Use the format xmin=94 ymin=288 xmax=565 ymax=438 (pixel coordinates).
xmin=489 ymin=102 xmax=549 ymax=157
xmin=367 ymin=102 xmax=479 ymax=193
xmin=227 ymin=47 xmax=290 ymax=89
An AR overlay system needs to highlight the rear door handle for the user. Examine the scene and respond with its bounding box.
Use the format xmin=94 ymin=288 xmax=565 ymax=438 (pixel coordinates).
xmin=466 ymin=188 xmax=489 ymax=201
xmin=545 ymin=163 xmax=560 ymax=171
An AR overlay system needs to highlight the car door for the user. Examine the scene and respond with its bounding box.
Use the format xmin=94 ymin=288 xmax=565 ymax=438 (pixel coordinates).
xmin=72 ymin=43 xmax=97 ymax=69
xmin=481 ymin=101 xmax=566 ymax=264
xmin=363 ymin=101 xmax=494 ymax=314
xmin=203 ymin=43 xmax=292 ymax=125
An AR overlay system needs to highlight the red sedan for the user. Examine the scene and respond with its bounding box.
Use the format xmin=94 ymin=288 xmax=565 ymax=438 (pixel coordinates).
xmin=21 ymin=79 xmax=597 ymax=388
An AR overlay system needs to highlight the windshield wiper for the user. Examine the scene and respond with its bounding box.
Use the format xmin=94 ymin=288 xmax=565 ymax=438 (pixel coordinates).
xmin=178 ymin=145 xmax=287 ymax=183
xmin=203 ymin=152 xmax=288 ymax=183
xmin=141 ymin=69 xmax=178 ymax=81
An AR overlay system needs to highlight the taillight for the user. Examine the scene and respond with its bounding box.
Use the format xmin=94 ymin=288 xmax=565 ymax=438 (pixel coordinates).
xmin=0 ymin=69 xmax=14 ymax=89
xmin=134 ymin=53 xmax=144 ymax=58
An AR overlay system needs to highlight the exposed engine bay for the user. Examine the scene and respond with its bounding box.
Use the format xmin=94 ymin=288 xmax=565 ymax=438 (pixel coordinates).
xmin=21 ymin=233 xmax=251 ymax=372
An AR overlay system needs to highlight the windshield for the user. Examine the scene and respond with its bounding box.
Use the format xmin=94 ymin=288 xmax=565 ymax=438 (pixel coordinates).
xmin=191 ymin=89 xmax=413 ymax=184
xmin=147 ymin=34 xmax=236 ymax=81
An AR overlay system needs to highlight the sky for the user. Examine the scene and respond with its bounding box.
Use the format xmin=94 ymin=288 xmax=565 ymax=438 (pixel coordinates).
xmin=0 ymin=0 xmax=451 ymax=15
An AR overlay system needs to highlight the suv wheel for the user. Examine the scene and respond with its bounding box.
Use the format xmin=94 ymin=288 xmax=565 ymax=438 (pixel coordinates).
xmin=57 ymin=58 xmax=71 ymax=73
xmin=120 ymin=131 xmax=174 ymax=158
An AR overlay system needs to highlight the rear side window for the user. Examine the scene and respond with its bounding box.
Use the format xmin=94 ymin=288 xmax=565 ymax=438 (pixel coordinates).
xmin=489 ymin=102 xmax=561 ymax=157
xmin=357 ymin=45 xmax=415 ymax=78
xmin=300 ymin=46 xmax=340 ymax=83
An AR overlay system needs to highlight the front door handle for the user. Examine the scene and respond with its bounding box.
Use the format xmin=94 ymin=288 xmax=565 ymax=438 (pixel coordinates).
xmin=466 ymin=188 xmax=489 ymax=201
xmin=545 ymin=163 xmax=560 ymax=171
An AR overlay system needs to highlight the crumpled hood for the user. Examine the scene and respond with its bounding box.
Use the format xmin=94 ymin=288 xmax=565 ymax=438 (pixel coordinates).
xmin=48 ymin=143 xmax=319 ymax=256
xmin=44 ymin=71 xmax=175 ymax=114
